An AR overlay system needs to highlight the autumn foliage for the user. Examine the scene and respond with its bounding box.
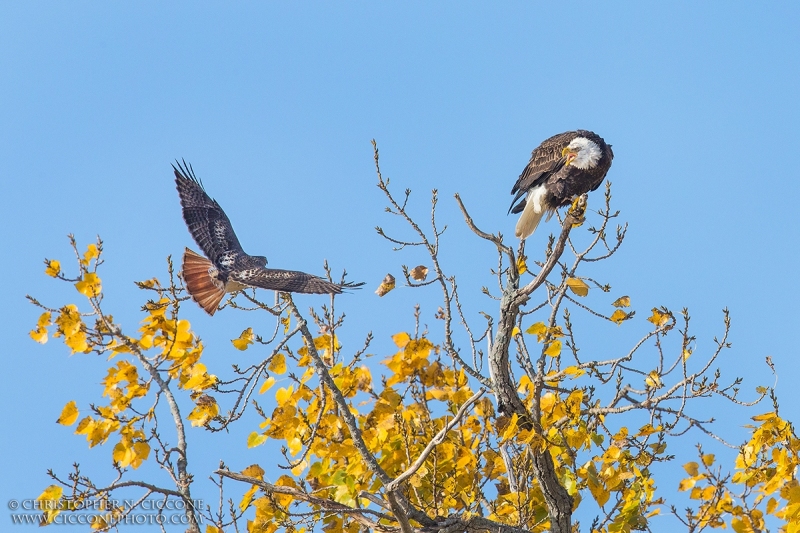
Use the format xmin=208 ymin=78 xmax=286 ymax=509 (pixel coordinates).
xmin=27 ymin=148 xmax=799 ymax=533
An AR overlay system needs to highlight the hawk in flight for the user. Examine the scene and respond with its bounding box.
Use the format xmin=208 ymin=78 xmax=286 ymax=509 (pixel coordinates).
xmin=509 ymin=130 xmax=613 ymax=239
xmin=174 ymin=160 xmax=362 ymax=315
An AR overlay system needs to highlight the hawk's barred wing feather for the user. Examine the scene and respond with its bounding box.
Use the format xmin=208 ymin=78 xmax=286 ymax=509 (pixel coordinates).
xmin=229 ymin=267 xmax=365 ymax=295
xmin=174 ymin=160 xmax=245 ymax=264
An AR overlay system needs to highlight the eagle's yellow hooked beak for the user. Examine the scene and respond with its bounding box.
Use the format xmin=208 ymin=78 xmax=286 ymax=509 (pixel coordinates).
xmin=562 ymin=146 xmax=577 ymax=167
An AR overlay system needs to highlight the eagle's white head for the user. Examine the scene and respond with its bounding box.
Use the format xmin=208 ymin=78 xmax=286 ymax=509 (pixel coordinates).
xmin=563 ymin=137 xmax=602 ymax=170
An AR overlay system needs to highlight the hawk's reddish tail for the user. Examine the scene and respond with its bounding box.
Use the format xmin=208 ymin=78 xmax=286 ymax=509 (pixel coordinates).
xmin=182 ymin=248 xmax=226 ymax=316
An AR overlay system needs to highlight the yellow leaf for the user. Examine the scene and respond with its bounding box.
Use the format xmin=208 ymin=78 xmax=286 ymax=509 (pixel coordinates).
xmin=247 ymin=432 xmax=268 ymax=448
xmin=683 ymin=348 xmax=692 ymax=361
xmin=30 ymin=311 xmax=52 ymax=344
xmin=375 ymin=273 xmax=396 ymax=297
xmin=410 ymin=265 xmax=429 ymax=281
xmin=291 ymin=459 xmax=308 ymax=476
xmin=612 ymin=296 xmax=630 ymax=308
xmin=45 ymin=259 xmax=61 ymax=277
xmin=516 ymin=256 xmax=527 ymax=275
xmin=287 ymin=437 xmax=302 ymax=456
xmin=268 ymin=353 xmax=287 ymax=374
xmin=526 ymin=322 xmax=547 ymax=342
xmin=511 ymin=326 xmax=520 ymax=337
xmin=647 ymin=308 xmax=671 ymax=327
xmin=275 ymin=386 xmax=294 ymax=406
xmin=37 ymin=485 xmax=64 ymax=524
xmin=259 ymin=376 xmax=276 ymax=394
xmin=610 ymin=309 xmax=627 ymax=325
xmin=566 ymin=277 xmax=589 ymax=297
xmin=766 ymin=497 xmax=778 ymax=515
xmin=232 ymin=327 xmax=254 ymax=351
xmin=501 ymin=414 xmax=519 ymax=441
xmin=392 ymin=332 xmax=410 ymax=348
xmin=206 ymin=526 xmax=221 ymax=533
xmin=187 ymin=395 xmax=219 ymax=427
xmin=645 ymin=370 xmax=662 ymax=389
xmin=683 ymin=461 xmax=699 ymax=476
xmin=563 ymin=366 xmax=585 ymax=378
xmin=57 ymin=401 xmax=79 ymax=426
xmin=75 ymin=272 xmax=102 ymax=297
xmin=701 ymin=454 xmax=715 ymax=467
xmin=280 ymin=315 xmax=290 ymax=334
xmin=239 ymin=484 xmax=259 ymax=512
xmin=242 ymin=464 xmax=265 ymax=479
xmin=82 ymin=243 xmax=99 ymax=266
xmin=544 ymin=340 xmax=562 ymax=357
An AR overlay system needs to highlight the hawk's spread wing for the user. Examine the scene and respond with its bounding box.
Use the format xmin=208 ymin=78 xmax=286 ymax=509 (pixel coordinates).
xmin=174 ymin=160 xmax=244 ymax=264
xmin=508 ymin=131 xmax=576 ymax=215
xmin=230 ymin=267 xmax=365 ymax=295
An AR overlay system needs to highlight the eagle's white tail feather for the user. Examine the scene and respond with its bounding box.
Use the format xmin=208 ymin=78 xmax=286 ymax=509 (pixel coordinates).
xmin=515 ymin=186 xmax=548 ymax=239
xmin=515 ymin=203 xmax=544 ymax=239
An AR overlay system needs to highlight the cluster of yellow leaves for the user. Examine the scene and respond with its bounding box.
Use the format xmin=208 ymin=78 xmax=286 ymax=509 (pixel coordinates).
xmin=525 ymin=322 xmax=565 ymax=359
xmin=679 ymin=411 xmax=800 ymax=532
xmin=35 ymin=485 xmax=124 ymax=528
xmin=33 ymin=250 xmax=216 ymax=473
xmin=52 ymin=304 xmax=89 ymax=353
xmin=516 ymin=373 xmax=665 ymax=532
xmin=243 ymin=331 xmax=508 ymax=532
xmin=137 ymin=298 xmax=216 ymax=392
xmin=55 ymin=359 xmax=152 ymax=468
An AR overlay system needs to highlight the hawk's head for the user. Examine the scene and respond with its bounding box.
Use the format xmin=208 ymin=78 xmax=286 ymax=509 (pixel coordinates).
xmin=562 ymin=137 xmax=603 ymax=170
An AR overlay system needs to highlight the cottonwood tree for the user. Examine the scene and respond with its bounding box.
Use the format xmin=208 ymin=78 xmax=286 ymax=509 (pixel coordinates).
xmin=28 ymin=143 xmax=798 ymax=533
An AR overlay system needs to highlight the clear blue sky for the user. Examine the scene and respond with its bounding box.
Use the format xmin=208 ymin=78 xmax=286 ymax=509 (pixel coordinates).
xmin=2 ymin=2 xmax=799 ymax=529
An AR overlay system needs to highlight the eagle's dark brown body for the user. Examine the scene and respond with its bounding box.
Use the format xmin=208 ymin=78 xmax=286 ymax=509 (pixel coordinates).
xmin=509 ymin=130 xmax=613 ymax=238
xmin=174 ymin=161 xmax=362 ymax=315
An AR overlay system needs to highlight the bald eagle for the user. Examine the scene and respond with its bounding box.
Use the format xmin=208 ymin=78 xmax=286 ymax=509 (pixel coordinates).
xmin=509 ymin=130 xmax=613 ymax=239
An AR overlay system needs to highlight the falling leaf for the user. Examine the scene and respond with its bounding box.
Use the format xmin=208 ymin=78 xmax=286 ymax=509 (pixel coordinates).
xmin=612 ymin=296 xmax=631 ymax=308
xmin=410 ymin=265 xmax=429 ymax=281
xmin=610 ymin=310 xmax=627 ymax=325
xmin=57 ymin=401 xmax=79 ymax=426
xmin=232 ymin=328 xmax=254 ymax=351
xmin=566 ymin=278 xmax=589 ymax=297
xmin=45 ymin=259 xmax=61 ymax=278
xmin=375 ymin=274 xmax=396 ymax=297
